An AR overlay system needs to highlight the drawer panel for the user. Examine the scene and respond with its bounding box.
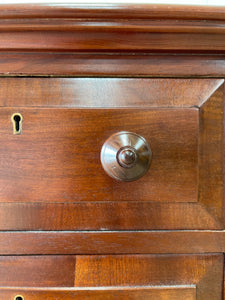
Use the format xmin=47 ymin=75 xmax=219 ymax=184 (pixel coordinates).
xmin=0 ymin=78 xmax=221 ymax=108
xmin=0 ymin=108 xmax=198 ymax=203
xmin=0 ymin=256 xmax=75 ymax=287
xmin=0 ymin=254 xmax=222 ymax=300
xmin=0 ymin=78 xmax=223 ymax=230
xmin=0 ymin=287 xmax=196 ymax=300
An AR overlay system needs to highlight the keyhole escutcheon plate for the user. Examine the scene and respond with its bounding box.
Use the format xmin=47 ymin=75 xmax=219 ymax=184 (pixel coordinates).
xmin=11 ymin=113 xmax=23 ymax=135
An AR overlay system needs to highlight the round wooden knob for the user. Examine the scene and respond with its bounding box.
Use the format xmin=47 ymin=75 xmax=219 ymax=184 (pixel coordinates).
xmin=100 ymin=131 xmax=152 ymax=181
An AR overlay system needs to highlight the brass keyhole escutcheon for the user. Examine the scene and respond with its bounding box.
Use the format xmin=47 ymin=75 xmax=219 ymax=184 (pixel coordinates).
xmin=14 ymin=296 xmax=24 ymax=300
xmin=11 ymin=113 xmax=23 ymax=135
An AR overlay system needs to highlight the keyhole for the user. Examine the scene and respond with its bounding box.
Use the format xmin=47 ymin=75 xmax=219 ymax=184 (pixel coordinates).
xmin=11 ymin=113 xmax=23 ymax=135
xmin=14 ymin=296 xmax=24 ymax=300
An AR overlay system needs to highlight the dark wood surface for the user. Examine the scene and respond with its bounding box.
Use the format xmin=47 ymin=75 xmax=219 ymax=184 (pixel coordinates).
xmin=0 ymin=231 xmax=224 ymax=255
xmin=75 ymin=254 xmax=223 ymax=290
xmin=0 ymin=256 xmax=75 ymax=287
xmin=0 ymin=4 xmax=225 ymax=299
xmin=0 ymin=78 xmax=222 ymax=108
xmin=1 ymin=5 xmax=225 ymax=77
xmin=199 ymin=84 xmax=225 ymax=226
xmin=0 ymin=4 xmax=225 ymax=20
xmin=1 ymin=54 xmax=225 ymax=77
xmin=0 ymin=78 xmax=222 ymax=230
xmin=0 ymin=108 xmax=198 ymax=204
xmin=0 ymin=4 xmax=225 ymax=54
xmin=0 ymin=287 xmax=196 ymax=300
xmin=0 ymin=254 xmax=222 ymax=300
xmin=0 ymin=202 xmax=220 ymax=230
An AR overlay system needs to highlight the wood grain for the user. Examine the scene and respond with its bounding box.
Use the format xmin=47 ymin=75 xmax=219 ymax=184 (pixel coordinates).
xmin=0 ymin=4 xmax=224 ymax=299
xmin=75 ymin=254 xmax=221 ymax=286
xmin=74 ymin=254 xmax=223 ymax=300
xmin=0 ymin=79 xmax=222 ymax=230
xmin=0 ymin=256 xmax=76 ymax=287
xmin=0 ymin=54 xmax=225 ymax=77
xmin=199 ymin=84 xmax=225 ymax=226
xmin=0 ymin=78 xmax=222 ymax=108
xmin=0 ymin=287 xmax=196 ymax=300
xmin=0 ymin=4 xmax=225 ymax=20
xmin=0 ymin=202 xmax=220 ymax=230
xmin=0 ymin=108 xmax=198 ymax=204
xmin=0 ymin=231 xmax=224 ymax=255
xmin=0 ymin=254 xmax=222 ymax=300
xmin=0 ymin=4 xmax=225 ymax=53
xmin=1 ymin=31 xmax=225 ymax=53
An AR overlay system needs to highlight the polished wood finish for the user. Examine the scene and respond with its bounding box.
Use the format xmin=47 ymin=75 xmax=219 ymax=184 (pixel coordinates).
xmin=0 ymin=78 xmax=222 ymax=108
xmin=1 ymin=231 xmax=225 ymax=255
xmin=0 ymin=108 xmax=198 ymax=204
xmin=0 ymin=4 xmax=225 ymax=300
xmin=199 ymin=85 xmax=225 ymax=226
xmin=0 ymin=5 xmax=225 ymax=76
xmin=0 ymin=254 xmax=222 ymax=300
xmin=0 ymin=256 xmax=75 ymax=287
xmin=2 ymin=31 xmax=225 ymax=53
xmin=0 ymin=287 xmax=196 ymax=300
xmin=0 ymin=78 xmax=223 ymax=230
xmin=1 ymin=54 xmax=225 ymax=77
xmin=0 ymin=202 xmax=220 ymax=230
xmin=1 ymin=4 xmax=225 ymax=20
xmin=0 ymin=4 xmax=225 ymax=54
xmin=75 ymin=255 xmax=223 ymax=290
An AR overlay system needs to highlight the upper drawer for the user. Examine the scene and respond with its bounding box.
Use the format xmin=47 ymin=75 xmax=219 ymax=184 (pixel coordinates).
xmin=0 ymin=78 xmax=224 ymax=230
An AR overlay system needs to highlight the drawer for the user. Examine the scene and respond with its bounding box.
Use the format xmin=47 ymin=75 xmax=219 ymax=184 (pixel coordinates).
xmin=0 ymin=78 xmax=224 ymax=230
xmin=0 ymin=254 xmax=223 ymax=300
xmin=0 ymin=288 xmax=196 ymax=300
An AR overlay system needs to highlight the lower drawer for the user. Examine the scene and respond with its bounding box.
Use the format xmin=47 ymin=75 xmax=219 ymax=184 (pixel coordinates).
xmin=0 ymin=254 xmax=223 ymax=300
xmin=0 ymin=287 xmax=195 ymax=300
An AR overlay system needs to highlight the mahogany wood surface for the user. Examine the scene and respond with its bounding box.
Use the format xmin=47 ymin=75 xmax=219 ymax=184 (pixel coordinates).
xmin=0 ymin=4 xmax=225 ymax=20
xmin=0 ymin=254 xmax=223 ymax=300
xmin=0 ymin=2 xmax=225 ymax=21
xmin=0 ymin=4 xmax=225 ymax=54
xmin=199 ymin=84 xmax=225 ymax=226
xmin=0 ymin=231 xmax=224 ymax=255
xmin=1 ymin=54 xmax=225 ymax=77
xmin=2 ymin=31 xmax=225 ymax=53
xmin=0 ymin=78 xmax=222 ymax=108
xmin=0 ymin=108 xmax=198 ymax=204
xmin=0 ymin=287 xmax=196 ymax=300
xmin=0 ymin=254 xmax=222 ymax=300
xmin=0 ymin=203 xmax=220 ymax=230
xmin=75 ymin=254 xmax=223 ymax=288
xmin=1 ymin=5 xmax=225 ymax=77
xmin=0 ymin=78 xmax=223 ymax=230
xmin=0 ymin=3 xmax=225 ymax=299
xmin=0 ymin=256 xmax=75 ymax=287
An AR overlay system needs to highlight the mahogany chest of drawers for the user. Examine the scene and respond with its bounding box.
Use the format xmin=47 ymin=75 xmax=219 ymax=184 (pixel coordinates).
xmin=0 ymin=3 xmax=225 ymax=300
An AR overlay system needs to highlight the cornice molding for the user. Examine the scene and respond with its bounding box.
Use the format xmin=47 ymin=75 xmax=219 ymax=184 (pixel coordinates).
xmin=0 ymin=4 xmax=225 ymax=53
xmin=0 ymin=3 xmax=225 ymax=20
xmin=1 ymin=4 xmax=225 ymax=75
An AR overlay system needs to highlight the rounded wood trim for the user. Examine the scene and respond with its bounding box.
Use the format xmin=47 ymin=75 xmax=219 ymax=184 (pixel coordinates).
xmin=0 ymin=4 xmax=225 ymax=54
xmin=0 ymin=4 xmax=225 ymax=21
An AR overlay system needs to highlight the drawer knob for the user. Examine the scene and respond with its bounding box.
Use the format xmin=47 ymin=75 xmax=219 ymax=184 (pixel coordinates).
xmin=101 ymin=131 xmax=152 ymax=181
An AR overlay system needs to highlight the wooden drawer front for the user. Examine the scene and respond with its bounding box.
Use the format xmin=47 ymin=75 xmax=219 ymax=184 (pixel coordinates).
xmin=0 ymin=78 xmax=223 ymax=230
xmin=0 ymin=254 xmax=223 ymax=300
xmin=0 ymin=108 xmax=198 ymax=203
xmin=0 ymin=287 xmax=196 ymax=300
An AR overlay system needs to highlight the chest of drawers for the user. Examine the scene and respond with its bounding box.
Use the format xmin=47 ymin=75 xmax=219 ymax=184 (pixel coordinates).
xmin=0 ymin=3 xmax=225 ymax=300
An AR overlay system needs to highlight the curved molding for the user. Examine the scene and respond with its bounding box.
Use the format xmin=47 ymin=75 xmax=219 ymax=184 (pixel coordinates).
xmin=0 ymin=4 xmax=225 ymax=53
xmin=0 ymin=4 xmax=225 ymax=21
